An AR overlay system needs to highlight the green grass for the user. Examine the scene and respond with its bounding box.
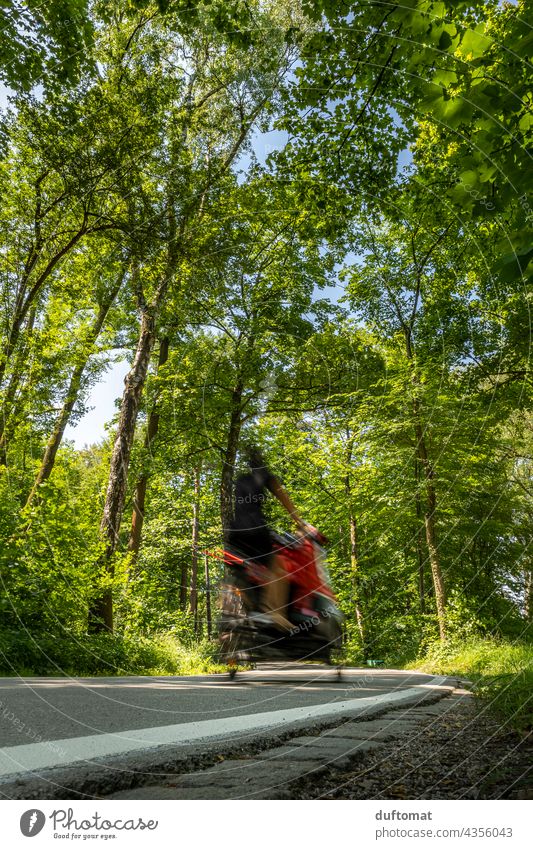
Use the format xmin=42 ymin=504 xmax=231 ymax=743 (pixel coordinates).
xmin=0 ymin=630 xmax=224 ymax=677
xmin=407 ymin=637 xmax=533 ymax=732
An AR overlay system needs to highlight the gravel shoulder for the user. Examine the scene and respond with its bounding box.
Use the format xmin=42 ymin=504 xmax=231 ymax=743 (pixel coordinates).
xmin=296 ymin=688 xmax=532 ymax=800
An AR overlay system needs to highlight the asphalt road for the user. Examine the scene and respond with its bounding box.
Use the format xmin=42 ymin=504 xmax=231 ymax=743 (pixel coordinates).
xmin=0 ymin=666 xmax=442 ymax=744
xmin=0 ymin=666 xmax=451 ymax=785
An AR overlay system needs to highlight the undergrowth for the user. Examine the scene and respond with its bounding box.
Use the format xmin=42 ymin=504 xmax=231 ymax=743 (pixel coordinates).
xmin=0 ymin=630 xmax=224 ymax=676
xmin=408 ymin=637 xmax=533 ymax=732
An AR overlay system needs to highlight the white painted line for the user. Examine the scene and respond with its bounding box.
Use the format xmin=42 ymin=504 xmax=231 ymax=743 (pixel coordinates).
xmin=0 ymin=676 xmax=449 ymax=778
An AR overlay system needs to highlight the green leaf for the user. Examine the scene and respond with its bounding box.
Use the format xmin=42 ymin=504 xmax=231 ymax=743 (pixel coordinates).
xmin=457 ymin=27 xmax=492 ymax=60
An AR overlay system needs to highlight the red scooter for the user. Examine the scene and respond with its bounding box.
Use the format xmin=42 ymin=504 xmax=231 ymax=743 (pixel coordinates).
xmin=215 ymin=525 xmax=343 ymax=677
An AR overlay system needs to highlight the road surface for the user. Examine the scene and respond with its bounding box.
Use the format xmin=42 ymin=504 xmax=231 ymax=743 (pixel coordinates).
xmin=0 ymin=665 xmax=453 ymax=795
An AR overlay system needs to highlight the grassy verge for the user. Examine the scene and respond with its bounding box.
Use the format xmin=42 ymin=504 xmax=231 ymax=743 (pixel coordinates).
xmin=407 ymin=638 xmax=533 ymax=732
xmin=0 ymin=630 xmax=224 ymax=677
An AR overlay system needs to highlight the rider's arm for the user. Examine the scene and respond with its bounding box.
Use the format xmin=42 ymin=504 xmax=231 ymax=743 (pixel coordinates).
xmin=269 ymin=476 xmax=304 ymax=527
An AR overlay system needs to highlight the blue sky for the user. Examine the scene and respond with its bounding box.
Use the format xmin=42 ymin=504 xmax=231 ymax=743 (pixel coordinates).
xmin=0 ymin=83 xmax=11 ymax=109
xmin=64 ymin=360 xmax=130 ymax=448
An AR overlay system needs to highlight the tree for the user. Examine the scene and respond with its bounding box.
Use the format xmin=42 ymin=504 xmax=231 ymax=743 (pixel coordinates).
xmin=127 ymin=335 xmax=169 ymax=560
xmin=90 ymin=0 xmax=303 ymax=630
xmin=0 ymin=0 xmax=93 ymax=93
xmin=344 ymin=199 xmax=467 ymax=639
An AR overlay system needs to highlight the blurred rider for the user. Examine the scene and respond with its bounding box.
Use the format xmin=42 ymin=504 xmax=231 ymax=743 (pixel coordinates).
xmin=228 ymin=446 xmax=305 ymax=632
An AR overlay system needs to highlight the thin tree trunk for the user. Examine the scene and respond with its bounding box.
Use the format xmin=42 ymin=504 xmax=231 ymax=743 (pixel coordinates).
xmin=127 ymin=336 xmax=169 ymax=560
xmin=179 ymin=558 xmax=189 ymax=610
xmin=87 ymin=81 xmax=267 ymax=632
xmin=403 ymin=327 xmax=447 ymax=641
xmin=349 ymin=511 xmax=365 ymax=644
xmin=204 ymin=552 xmax=212 ymax=639
xmin=88 ymin=306 xmax=157 ymax=633
xmin=190 ymin=465 xmax=201 ymax=633
xmin=344 ymin=436 xmax=365 ymax=645
xmin=413 ymin=406 xmax=446 ymax=639
xmin=525 ymin=567 xmax=533 ymax=623
xmin=415 ymin=458 xmax=426 ymax=614
xmin=26 ymin=279 xmax=124 ymax=508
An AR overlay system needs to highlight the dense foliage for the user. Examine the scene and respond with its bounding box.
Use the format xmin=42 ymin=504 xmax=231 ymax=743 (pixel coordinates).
xmin=0 ymin=0 xmax=530 ymax=675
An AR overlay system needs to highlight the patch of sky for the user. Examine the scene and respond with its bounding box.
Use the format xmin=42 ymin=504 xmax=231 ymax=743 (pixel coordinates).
xmin=64 ymin=355 xmax=129 ymax=449
xmin=0 ymin=83 xmax=14 ymax=110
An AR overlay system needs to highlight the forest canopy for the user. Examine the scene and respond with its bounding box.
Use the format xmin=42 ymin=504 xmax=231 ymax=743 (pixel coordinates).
xmin=0 ymin=0 xmax=531 ymax=672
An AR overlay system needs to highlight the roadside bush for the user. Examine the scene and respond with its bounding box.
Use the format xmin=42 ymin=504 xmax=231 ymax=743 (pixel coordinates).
xmin=0 ymin=630 xmax=222 ymax=676
xmin=409 ymin=637 xmax=533 ymax=732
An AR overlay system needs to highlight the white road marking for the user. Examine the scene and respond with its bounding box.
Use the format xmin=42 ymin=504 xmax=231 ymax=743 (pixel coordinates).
xmin=0 ymin=676 xmax=449 ymax=778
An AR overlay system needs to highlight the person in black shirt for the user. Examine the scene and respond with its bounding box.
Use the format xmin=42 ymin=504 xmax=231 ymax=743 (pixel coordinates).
xmin=228 ymin=446 xmax=305 ymax=631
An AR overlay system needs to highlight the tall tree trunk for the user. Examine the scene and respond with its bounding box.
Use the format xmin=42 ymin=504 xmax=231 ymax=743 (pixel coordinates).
xmin=86 ymin=81 xmax=265 ymax=630
xmin=190 ymin=465 xmax=201 ymax=633
xmin=344 ymin=436 xmax=365 ymax=646
xmin=26 ymin=279 xmax=124 ymax=508
xmin=179 ymin=557 xmax=189 ymax=610
xmin=403 ymin=327 xmax=447 ymax=641
xmin=415 ymin=458 xmax=426 ymax=614
xmin=127 ymin=336 xmax=169 ymax=561
xmin=220 ymin=382 xmax=243 ymax=542
xmin=204 ymin=552 xmax=212 ymax=639
xmin=348 ymin=510 xmax=365 ymax=645
xmin=413 ymin=404 xmax=446 ymax=640
xmin=525 ymin=567 xmax=533 ymax=623
xmin=88 ymin=306 xmax=157 ymax=633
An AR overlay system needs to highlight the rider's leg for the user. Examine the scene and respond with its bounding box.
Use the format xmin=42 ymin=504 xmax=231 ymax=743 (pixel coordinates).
xmin=260 ymin=556 xmax=292 ymax=631
xmin=230 ymin=527 xmax=293 ymax=632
